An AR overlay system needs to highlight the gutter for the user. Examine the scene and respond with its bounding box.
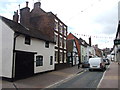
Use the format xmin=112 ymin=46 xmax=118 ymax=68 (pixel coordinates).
xmin=11 ymin=33 xmax=20 ymax=81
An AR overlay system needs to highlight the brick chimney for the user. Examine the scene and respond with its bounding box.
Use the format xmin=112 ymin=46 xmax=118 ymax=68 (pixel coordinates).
xmin=89 ymin=36 xmax=91 ymax=46
xmin=13 ymin=10 xmax=19 ymax=23
xmin=20 ymin=1 xmax=30 ymax=28
xmin=34 ymin=2 xmax=41 ymax=9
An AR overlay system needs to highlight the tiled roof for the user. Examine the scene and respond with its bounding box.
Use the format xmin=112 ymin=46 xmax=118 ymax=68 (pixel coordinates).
xmin=1 ymin=16 xmax=55 ymax=43
xmin=67 ymin=33 xmax=81 ymax=57
xmin=67 ymin=39 xmax=74 ymax=52
xmin=78 ymin=38 xmax=90 ymax=47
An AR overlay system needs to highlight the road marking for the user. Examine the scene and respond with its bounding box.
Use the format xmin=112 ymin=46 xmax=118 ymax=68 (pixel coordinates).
xmin=97 ymin=65 xmax=111 ymax=88
xmin=44 ymin=69 xmax=86 ymax=88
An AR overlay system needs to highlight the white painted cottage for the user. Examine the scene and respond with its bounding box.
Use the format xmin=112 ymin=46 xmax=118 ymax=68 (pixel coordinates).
xmin=0 ymin=16 xmax=55 ymax=80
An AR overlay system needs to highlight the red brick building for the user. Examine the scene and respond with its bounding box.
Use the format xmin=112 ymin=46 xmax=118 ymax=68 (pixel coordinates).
xmin=67 ymin=33 xmax=81 ymax=63
xmin=13 ymin=1 xmax=68 ymax=70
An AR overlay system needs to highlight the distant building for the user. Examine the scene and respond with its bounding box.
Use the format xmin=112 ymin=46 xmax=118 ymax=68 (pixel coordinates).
xmin=67 ymin=39 xmax=79 ymax=66
xmin=78 ymin=38 xmax=87 ymax=63
xmin=67 ymin=33 xmax=81 ymax=64
xmin=102 ymin=48 xmax=111 ymax=58
xmin=78 ymin=37 xmax=95 ymax=62
xmin=93 ymin=44 xmax=102 ymax=57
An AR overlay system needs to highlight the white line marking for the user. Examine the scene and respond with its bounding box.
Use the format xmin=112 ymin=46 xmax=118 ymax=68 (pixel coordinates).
xmin=45 ymin=69 xmax=86 ymax=88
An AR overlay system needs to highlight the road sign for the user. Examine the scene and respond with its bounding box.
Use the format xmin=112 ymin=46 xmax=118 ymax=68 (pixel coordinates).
xmin=114 ymin=39 xmax=120 ymax=45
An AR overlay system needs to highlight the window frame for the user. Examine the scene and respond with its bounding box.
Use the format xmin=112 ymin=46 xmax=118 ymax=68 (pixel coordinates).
xmin=50 ymin=56 xmax=53 ymax=65
xmin=36 ymin=55 xmax=43 ymax=67
xmin=45 ymin=41 xmax=49 ymax=48
xmin=25 ymin=36 xmax=31 ymax=45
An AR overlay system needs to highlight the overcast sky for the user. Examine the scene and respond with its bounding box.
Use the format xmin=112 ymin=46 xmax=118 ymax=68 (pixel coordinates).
xmin=0 ymin=0 xmax=119 ymax=49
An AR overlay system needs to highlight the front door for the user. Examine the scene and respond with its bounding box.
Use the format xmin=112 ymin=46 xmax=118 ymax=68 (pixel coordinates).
xmin=15 ymin=51 xmax=34 ymax=79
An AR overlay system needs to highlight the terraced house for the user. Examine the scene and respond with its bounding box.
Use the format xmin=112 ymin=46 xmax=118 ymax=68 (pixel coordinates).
xmin=1 ymin=1 xmax=68 ymax=80
xmin=1 ymin=16 xmax=55 ymax=80
xmin=67 ymin=33 xmax=81 ymax=64
xmin=15 ymin=1 xmax=68 ymax=70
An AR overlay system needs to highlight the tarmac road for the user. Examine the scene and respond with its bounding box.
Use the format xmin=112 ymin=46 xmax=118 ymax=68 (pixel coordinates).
xmin=49 ymin=69 xmax=104 ymax=88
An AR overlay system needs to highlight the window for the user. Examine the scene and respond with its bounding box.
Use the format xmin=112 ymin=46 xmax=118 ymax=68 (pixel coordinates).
xmin=54 ymin=35 xmax=58 ymax=45
xmin=59 ymin=52 xmax=62 ymax=63
xmin=59 ymin=38 xmax=62 ymax=47
xmin=36 ymin=56 xmax=43 ymax=66
xmin=55 ymin=21 xmax=58 ymax=30
xmin=60 ymin=25 xmax=63 ymax=34
xmin=64 ymin=53 xmax=66 ymax=62
xmin=64 ymin=26 xmax=66 ymax=35
xmin=55 ymin=51 xmax=58 ymax=62
xmin=50 ymin=56 xmax=53 ymax=65
xmin=25 ymin=36 xmax=31 ymax=45
xmin=64 ymin=40 xmax=66 ymax=48
xmin=45 ymin=41 xmax=49 ymax=48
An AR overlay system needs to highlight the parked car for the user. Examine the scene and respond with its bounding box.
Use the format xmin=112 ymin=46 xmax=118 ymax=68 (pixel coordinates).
xmin=82 ymin=61 xmax=90 ymax=68
xmin=103 ymin=58 xmax=110 ymax=65
xmin=89 ymin=57 xmax=106 ymax=71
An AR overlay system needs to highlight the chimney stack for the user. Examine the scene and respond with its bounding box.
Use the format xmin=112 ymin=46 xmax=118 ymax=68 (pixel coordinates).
xmin=89 ymin=36 xmax=91 ymax=46
xmin=20 ymin=2 xmax=30 ymax=28
xmin=34 ymin=2 xmax=41 ymax=9
xmin=26 ymin=1 xmax=29 ymax=7
xmin=13 ymin=10 xmax=19 ymax=23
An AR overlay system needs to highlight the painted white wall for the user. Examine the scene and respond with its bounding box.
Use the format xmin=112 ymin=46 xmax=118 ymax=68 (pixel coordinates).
xmin=118 ymin=1 xmax=120 ymax=21
xmin=15 ymin=35 xmax=55 ymax=74
xmin=114 ymin=46 xmax=117 ymax=61
xmin=86 ymin=46 xmax=90 ymax=61
xmin=1 ymin=19 xmax=14 ymax=78
xmin=72 ymin=41 xmax=78 ymax=65
xmin=81 ymin=45 xmax=87 ymax=62
xmin=89 ymin=46 xmax=96 ymax=58
xmin=0 ymin=18 xmax=2 ymax=77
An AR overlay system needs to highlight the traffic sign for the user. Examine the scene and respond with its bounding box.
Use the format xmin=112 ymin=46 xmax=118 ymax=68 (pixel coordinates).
xmin=114 ymin=39 xmax=120 ymax=45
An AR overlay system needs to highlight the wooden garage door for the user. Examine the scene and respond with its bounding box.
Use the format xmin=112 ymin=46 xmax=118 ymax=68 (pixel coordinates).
xmin=15 ymin=51 xmax=34 ymax=79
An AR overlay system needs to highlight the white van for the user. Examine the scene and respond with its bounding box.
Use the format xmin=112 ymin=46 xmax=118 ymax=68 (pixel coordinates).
xmin=89 ymin=57 xmax=106 ymax=71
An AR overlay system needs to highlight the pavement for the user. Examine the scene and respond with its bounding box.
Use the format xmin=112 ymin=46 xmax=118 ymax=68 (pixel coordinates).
xmin=1 ymin=62 xmax=119 ymax=89
xmin=1 ymin=65 xmax=84 ymax=89
xmin=98 ymin=62 xmax=119 ymax=89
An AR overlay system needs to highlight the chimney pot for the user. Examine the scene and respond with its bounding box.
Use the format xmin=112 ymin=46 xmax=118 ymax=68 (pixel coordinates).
xmin=89 ymin=36 xmax=91 ymax=46
xmin=26 ymin=1 xmax=29 ymax=7
xmin=13 ymin=10 xmax=19 ymax=23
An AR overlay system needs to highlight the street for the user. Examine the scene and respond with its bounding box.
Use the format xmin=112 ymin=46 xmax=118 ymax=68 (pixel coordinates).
xmin=2 ymin=63 xmax=118 ymax=89
xmin=48 ymin=69 xmax=105 ymax=88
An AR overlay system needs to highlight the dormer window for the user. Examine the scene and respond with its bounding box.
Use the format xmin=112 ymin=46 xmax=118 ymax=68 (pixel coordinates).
xmin=25 ymin=36 xmax=31 ymax=45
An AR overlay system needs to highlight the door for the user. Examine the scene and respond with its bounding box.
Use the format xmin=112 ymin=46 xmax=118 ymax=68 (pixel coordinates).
xmin=15 ymin=51 xmax=34 ymax=79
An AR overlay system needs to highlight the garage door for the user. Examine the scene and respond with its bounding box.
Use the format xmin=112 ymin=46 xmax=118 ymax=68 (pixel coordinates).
xmin=15 ymin=51 xmax=34 ymax=79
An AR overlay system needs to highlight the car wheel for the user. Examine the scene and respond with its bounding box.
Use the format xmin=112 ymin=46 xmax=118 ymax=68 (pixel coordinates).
xmin=102 ymin=68 xmax=105 ymax=72
xmin=89 ymin=69 xmax=92 ymax=71
xmin=104 ymin=67 xmax=106 ymax=71
xmin=82 ymin=65 xmax=84 ymax=68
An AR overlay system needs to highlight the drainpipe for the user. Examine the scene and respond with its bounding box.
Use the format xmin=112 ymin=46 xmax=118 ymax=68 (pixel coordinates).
xmin=11 ymin=33 xmax=20 ymax=82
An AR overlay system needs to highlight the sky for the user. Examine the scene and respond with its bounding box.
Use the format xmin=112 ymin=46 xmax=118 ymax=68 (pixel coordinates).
xmin=0 ymin=0 xmax=119 ymax=49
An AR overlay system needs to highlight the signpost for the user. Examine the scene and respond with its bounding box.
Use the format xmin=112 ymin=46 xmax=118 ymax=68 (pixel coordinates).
xmin=114 ymin=39 xmax=120 ymax=45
